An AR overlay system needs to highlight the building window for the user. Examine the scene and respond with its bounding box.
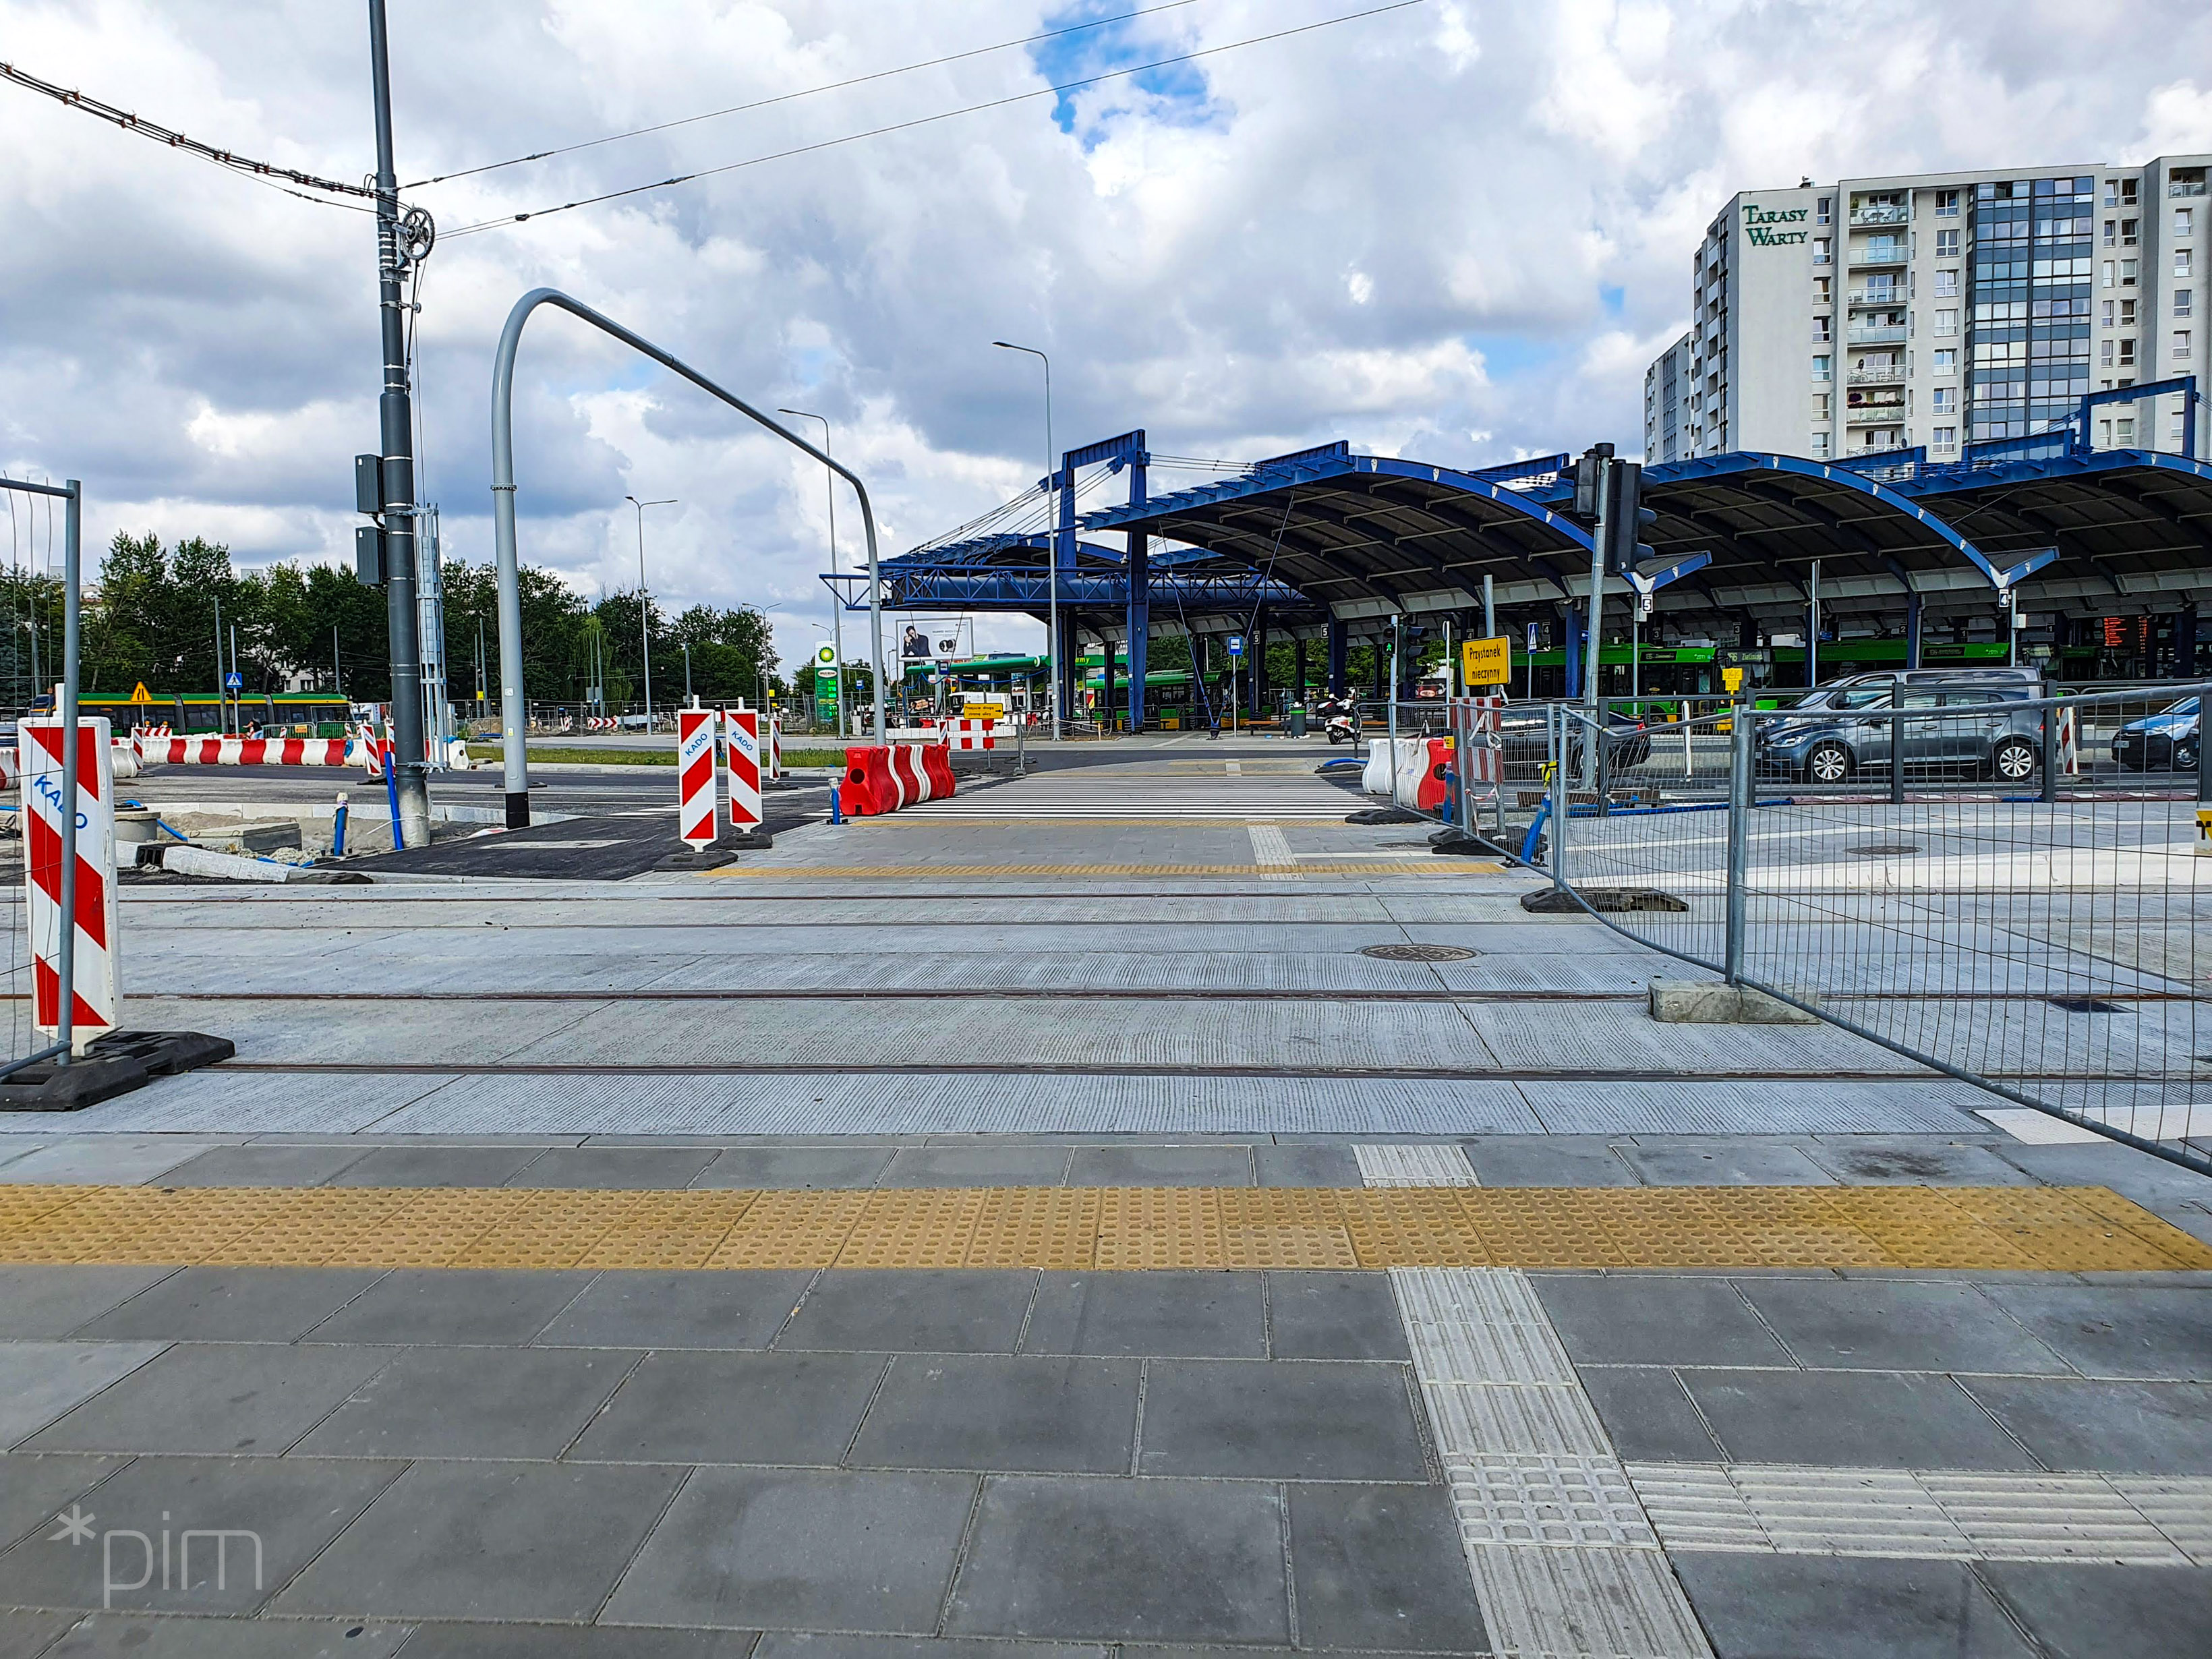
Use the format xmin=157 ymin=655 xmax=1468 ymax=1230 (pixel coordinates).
xmin=1817 ymin=196 xmax=1832 ymax=225
xmin=2101 ymin=339 xmax=2115 ymax=366
xmin=1932 ymin=426 xmax=1957 ymax=450
xmin=2103 ymin=219 xmax=2117 ymax=247
xmin=2102 ymin=260 xmax=2116 ymax=288
xmin=2117 ymin=417 xmax=2135 ymax=442
xmin=2099 ymin=419 xmax=2112 ymax=444
xmin=1812 ymin=355 xmax=1832 ymax=380
xmin=2122 ymin=179 xmax=2138 ymax=204
xmin=2177 ymin=330 xmax=2194 ymax=360
xmin=1811 ymin=431 xmax=1831 ymax=458
xmin=2101 ymin=299 xmax=2116 ymax=326
xmin=1933 ymin=269 xmax=1959 ymax=297
xmin=1933 ymin=308 xmax=1958 ymax=336
xmin=2179 ymin=208 xmax=2196 ymax=238
xmin=1813 ymin=316 xmax=1831 ymax=341
xmin=1935 ymin=228 xmax=1959 ymax=258
xmin=2178 ymin=248 xmax=2195 ymax=277
xmin=2120 ymin=338 xmax=2136 ymax=365
xmin=1813 ymin=237 xmax=1831 ymax=265
xmin=1933 ymin=347 xmax=1957 ymax=373
xmin=2122 ymin=218 xmax=2138 ymax=246
xmin=1931 ymin=386 xmax=1957 ymax=414
xmin=2122 ymin=259 xmax=2138 ymax=286
xmin=2122 ymin=297 xmax=2137 ymax=325
xmin=2104 ymin=180 xmax=2119 ymax=207
xmin=2180 ymin=289 xmax=2196 ymax=318
xmin=1814 ymin=276 xmax=1832 ymax=302
xmin=1935 ymin=190 xmax=1959 ymax=216
xmin=1812 ymin=394 xmax=1831 ymax=420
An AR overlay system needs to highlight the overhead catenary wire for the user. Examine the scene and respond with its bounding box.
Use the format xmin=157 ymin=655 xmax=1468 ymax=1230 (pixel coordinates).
xmin=444 ymin=1 xmax=1429 ymax=238
xmin=406 ymin=0 xmax=1202 ymax=189
xmin=0 ymin=58 xmax=378 ymax=209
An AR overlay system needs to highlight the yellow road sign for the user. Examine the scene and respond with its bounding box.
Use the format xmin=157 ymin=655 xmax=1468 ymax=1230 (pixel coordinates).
xmin=129 ymin=682 xmax=154 ymax=704
xmin=1460 ymin=637 xmax=1511 ymax=686
xmin=1721 ymin=666 xmax=1745 ymax=693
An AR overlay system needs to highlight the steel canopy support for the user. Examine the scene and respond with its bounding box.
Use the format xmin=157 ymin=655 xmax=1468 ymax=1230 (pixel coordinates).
xmin=1125 ymin=450 xmax=1148 ymax=735
xmin=490 ymin=288 xmax=887 ymax=823
xmin=1327 ymin=618 xmax=1347 ymax=695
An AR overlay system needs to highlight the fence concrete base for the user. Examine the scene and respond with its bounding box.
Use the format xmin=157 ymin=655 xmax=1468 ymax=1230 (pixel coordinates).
xmin=1649 ymin=979 xmax=1820 ymax=1025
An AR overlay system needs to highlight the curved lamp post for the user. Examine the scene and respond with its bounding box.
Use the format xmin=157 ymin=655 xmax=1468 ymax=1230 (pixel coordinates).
xmin=491 ymin=288 xmax=887 ymax=825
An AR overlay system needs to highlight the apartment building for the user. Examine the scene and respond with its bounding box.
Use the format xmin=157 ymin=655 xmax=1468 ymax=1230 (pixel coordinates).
xmin=1643 ymin=156 xmax=2210 ymax=464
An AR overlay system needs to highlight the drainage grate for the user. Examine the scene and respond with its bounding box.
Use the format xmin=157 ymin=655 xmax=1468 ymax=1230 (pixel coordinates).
xmin=1848 ymin=843 xmax=1921 ymax=857
xmin=1362 ymin=943 xmax=1479 ymax=963
xmin=2048 ymin=996 xmax=2128 ymax=1015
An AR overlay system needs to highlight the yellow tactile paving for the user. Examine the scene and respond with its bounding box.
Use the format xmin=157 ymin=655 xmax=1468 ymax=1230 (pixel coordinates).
xmin=0 ymin=1184 xmax=2205 ymax=1273
xmin=708 ymin=862 xmax=1492 ymax=879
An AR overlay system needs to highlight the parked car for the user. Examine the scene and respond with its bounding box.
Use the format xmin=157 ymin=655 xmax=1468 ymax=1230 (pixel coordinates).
xmin=1757 ymin=678 xmax=2044 ymax=784
xmin=2110 ymin=696 xmax=2201 ymax=772
xmin=1498 ymin=706 xmax=1653 ymax=774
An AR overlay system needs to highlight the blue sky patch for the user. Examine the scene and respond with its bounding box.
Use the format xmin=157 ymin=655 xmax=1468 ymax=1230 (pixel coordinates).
xmin=1031 ymin=1 xmax=1222 ymax=146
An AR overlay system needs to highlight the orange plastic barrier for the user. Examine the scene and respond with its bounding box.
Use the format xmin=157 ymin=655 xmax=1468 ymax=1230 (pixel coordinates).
xmin=839 ymin=746 xmax=900 ymax=816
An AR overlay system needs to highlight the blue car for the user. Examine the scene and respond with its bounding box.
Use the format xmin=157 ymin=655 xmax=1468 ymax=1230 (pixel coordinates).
xmin=2109 ymin=696 xmax=2200 ymax=772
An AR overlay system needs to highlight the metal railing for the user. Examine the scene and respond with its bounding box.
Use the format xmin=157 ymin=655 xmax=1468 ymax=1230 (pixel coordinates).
xmin=1538 ymin=685 xmax=2212 ymax=1172
xmin=1851 ymin=204 xmax=1910 ymax=226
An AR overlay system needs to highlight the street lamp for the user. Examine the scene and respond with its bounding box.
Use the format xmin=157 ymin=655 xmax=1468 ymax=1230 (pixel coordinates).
xmin=993 ymin=340 xmax=1057 ymax=740
xmin=778 ymin=409 xmax=846 ymax=736
xmin=624 ymin=494 xmax=675 ymax=733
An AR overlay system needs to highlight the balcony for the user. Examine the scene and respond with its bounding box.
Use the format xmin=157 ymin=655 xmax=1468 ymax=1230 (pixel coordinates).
xmin=1850 ymin=204 xmax=1909 ymax=227
xmin=1845 ymin=405 xmax=1906 ymax=425
xmin=1848 ymin=323 xmax=1908 ymax=345
xmin=2172 ymin=179 xmax=2209 ymax=198
xmin=1848 ymin=288 xmax=1906 ymax=307
xmin=1849 ymin=366 xmax=1905 ymax=385
xmin=1850 ymin=241 xmax=1909 ymax=268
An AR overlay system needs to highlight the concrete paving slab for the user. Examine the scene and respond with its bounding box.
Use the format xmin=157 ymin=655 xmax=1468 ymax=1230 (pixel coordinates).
xmin=1990 ymin=1142 xmax=2212 ymax=1211
xmin=1285 ymin=1482 xmax=1490 ymax=1654
xmin=36 ymin=1618 xmax=415 ymax=1657
xmin=1981 ymin=1284 xmax=2212 ymax=1380
xmin=1681 ymin=1370 xmax=2038 ymax=1469
xmin=300 ymin=1269 xmax=593 ymax=1346
xmin=290 ymin=1345 xmax=638 ymax=1459
xmin=1801 ymin=1136 xmax=2038 ymax=1187
xmin=0 ymin=1267 xmax=179 ymax=1339
xmin=847 ymin=1355 xmax=1139 ymax=1474
xmin=1066 ymin=1146 xmax=1256 ymax=1186
xmin=1979 ymin=1561 xmax=2212 ymax=1658
xmin=1266 ymin=1272 xmax=1413 ymax=1361
xmin=1576 ymin=1366 xmax=1728 ymax=1462
xmin=1613 ymin=1139 xmax=1838 ymax=1186
xmin=601 ymin=1467 xmax=977 ymax=1633
xmin=1 ymin=1454 xmax=403 ymax=1614
xmin=877 ymin=1146 xmax=1072 ymax=1188
xmin=1672 ymin=1552 xmax=2034 ymax=1658
xmin=0 ymin=1452 xmax=126 ymax=1552
xmin=751 ymin=1637 xmax=1104 ymax=1659
xmin=1135 ymin=1359 xmax=1427 ymax=1480
xmin=275 ymin=1459 xmax=684 ymax=1623
xmin=506 ymin=1146 xmax=724 ymax=1189
xmin=1534 ymin=1277 xmax=1793 ymax=1367
xmin=566 ymin=1351 xmax=886 ymax=1466
xmin=1021 ymin=1273 xmax=1267 ymax=1358
xmin=1958 ymin=1376 xmax=2212 ymax=1473
xmin=1461 ymin=1136 xmax=1640 ymax=1187
xmin=1737 ymin=1279 xmax=2070 ymax=1374
xmin=778 ymin=1271 xmax=1035 ymax=1354
xmin=534 ymin=1269 xmax=813 ymax=1351
xmin=0 ymin=1138 xmax=228 ymax=1185
xmin=396 ymin=1627 xmax=758 ymax=1658
xmin=942 ymin=1475 xmax=1291 ymax=1645
xmin=0 ymin=1343 xmax=169 ymax=1449
xmin=1253 ymin=1144 xmax=1361 ymax=1186
xmin=0 ymin=1610 xmax=84 ymax=1656
xmin=694 ymin=1147 xmax=896 ymax=1189
xmin=154 ymin=1143 xmax=374 ymax=1186
xmin=324 ymin=1144 xmax=554 ymax=1188
xmin=71 ymin=1266 xmax=384 ymax=1345
xmin=24 ymin=1341 xmax=391 ymax=1456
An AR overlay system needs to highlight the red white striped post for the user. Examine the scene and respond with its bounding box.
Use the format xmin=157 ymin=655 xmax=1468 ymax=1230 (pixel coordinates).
xmin=723 ymin=706 xmax=762 ymax=835
xmin=769 ymin=710 xmax=782 ymax=779
xmin=22 ymin=715 xmax=119 ymax=1051
xmin=677 ymin=707 xmax=716 ymax=848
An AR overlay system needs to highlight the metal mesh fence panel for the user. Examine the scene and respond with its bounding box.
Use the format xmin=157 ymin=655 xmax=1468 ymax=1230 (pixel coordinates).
xmin=1552 ymin=684 xmax=2211 ymax=1172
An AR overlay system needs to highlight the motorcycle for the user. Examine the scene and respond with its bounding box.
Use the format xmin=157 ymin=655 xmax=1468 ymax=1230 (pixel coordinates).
xmin=1314 ymin=697 xmax=1360 ymax=745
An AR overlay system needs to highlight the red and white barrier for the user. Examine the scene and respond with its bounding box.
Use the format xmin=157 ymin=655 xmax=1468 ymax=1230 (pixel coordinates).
xmin=2056 ymin=705 xmax=2079 ymax=776
xmin=1455 ymin=697 xmax=1503 ymax=790
xmin=838 ymin=739 xmax=957 ymax=816
xmin=943 ymin=718 xmax=997 ymax=751
xmin=723 ymin=706 xmax=762 ymax=834
xmin=678 ymin=708 xmax=717 ymax=848
xmin=22 ymin=715 xmax=119 ymax=1051
xmin=143 ymin=736 xmax=355 ymax=767
xmin=769 ymin=711 xmax=783 ymax=780
xmin=585 ymin=716 xmax=620 ymax=731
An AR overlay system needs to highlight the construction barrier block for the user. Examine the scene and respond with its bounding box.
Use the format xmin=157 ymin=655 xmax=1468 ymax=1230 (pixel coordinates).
xmin=839 ymin=746 xmax=900 ymax=816
xmin=921 ymin=743 xmax=956 ymax=799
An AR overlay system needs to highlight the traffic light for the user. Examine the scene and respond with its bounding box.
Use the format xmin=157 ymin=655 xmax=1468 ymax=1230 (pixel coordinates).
xmin=1602 ymin=460 xmax=1658 ymax=577
xmin=1571 ymin=443 xmax=1614 ymax=520
xmin=353 ymin=453 xmax=386 ymax=586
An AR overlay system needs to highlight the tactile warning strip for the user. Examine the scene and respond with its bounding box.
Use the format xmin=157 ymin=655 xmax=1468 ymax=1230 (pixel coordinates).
xmin=0 ymin=1184 xmax=2205 ymax=1272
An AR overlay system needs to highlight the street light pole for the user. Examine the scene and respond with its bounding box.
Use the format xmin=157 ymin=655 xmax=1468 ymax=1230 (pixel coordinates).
xmin=778 ymin=409 xmax=844 ymax=735
xmin=993 ymin=341 xmax=1056 ymax=741
xmin=624 ymin=494 xmax=674 ymax=732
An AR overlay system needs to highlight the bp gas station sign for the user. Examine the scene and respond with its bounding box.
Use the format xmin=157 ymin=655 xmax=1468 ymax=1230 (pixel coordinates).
xmin=813 ymin=642 xmax=838 ymax=724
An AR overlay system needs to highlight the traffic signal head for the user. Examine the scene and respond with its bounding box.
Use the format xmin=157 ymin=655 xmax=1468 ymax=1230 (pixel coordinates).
xmin=1602 ymin=461 xmax=1659 ymax=577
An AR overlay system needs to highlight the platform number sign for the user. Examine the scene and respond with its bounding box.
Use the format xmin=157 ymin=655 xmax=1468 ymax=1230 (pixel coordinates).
xmin=1227 ymin=635 xmax=1244 ymax=657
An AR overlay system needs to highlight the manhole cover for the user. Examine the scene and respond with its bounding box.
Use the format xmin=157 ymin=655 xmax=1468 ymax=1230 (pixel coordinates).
xmin=1847 ymin=843 xmax=1921 ymax=857
xmin=1360 ymin=943 xmax=1478 ymax=962
xmin=2048 ymin=996 xmax=2128 ymax=1014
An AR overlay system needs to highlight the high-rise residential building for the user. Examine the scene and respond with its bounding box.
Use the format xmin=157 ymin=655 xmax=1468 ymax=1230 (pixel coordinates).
xmin=1643 ymin=156 xmax=2210 ymax=464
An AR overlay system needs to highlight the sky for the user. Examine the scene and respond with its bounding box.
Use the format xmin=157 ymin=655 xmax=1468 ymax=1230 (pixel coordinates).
xmin=3 ymin=0 xmax=2210 ymax=676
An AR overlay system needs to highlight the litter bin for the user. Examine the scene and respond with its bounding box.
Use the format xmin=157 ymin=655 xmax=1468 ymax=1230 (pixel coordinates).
xmin=1288 ymin=705 xmax=1307 ymax=737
